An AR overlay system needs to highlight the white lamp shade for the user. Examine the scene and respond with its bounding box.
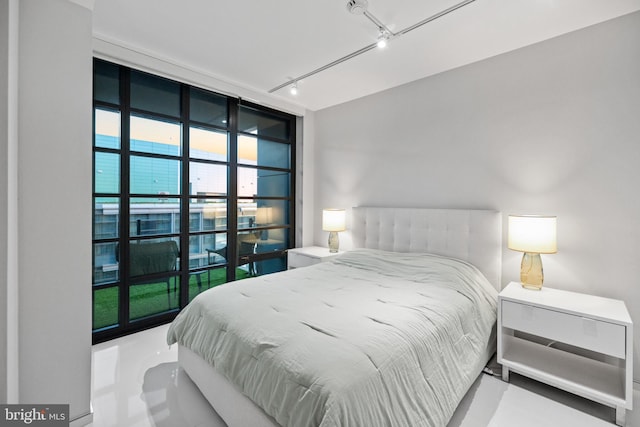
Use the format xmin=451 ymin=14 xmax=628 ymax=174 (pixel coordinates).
xmin=508 ymin=215 xmax=557 ymax=254
xmin=255 ymin=207 xmax=273 ymax=224
xmin=322 ymin=209 xmax=346 ymax=232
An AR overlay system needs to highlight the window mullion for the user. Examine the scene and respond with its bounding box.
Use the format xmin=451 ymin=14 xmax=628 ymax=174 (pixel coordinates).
xmin=227 ymin=98 xmax=239 ymax=281
xmin=120 ymin=67 xmax=131 ymax=329
xmin=180 ymin=84 xmax=190 ymax=308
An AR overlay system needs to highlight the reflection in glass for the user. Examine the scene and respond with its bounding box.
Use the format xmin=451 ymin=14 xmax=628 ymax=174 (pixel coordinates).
xmin=238 ymin=106 xmax=290 ymax=140
xmin=190 ymin=162 xmax=227 ymax=196
xmin=188 ymin=267 xmax=227 ymax=302
xmin=95 ymin=109 xmax=121 ymax=149
xmin=237 ymin=199 xmax=289 ymax=229
xmin=93 ymin=242 xmax=119 ymax=285
xmin=237 ymin=231 xmax=258 ymax=277
xmin=238 ymin=168 xmax=290 ymax=198
xmin=95 ymin=152 xmax=120 ymax=194
xmin=190 ymin=88 xmax=227 ymax=126
xmin=130 ymin=116 xmax=181 ymax=156
xmin=238 ymin=135 xmax=290 ymax=168
xmin=190 ymin=127 xmax=227 ymax=161
xmin=129 ymin=277 xmax=180 ymax=321
xmin=94 ymin=59 xmax=119 ymax=105
xmin=189 ymin=233 xmax=227 ymax=269
xmin=128 ymin=238 xmax=180 ymax=278
xmin=236 ymin=256 xmax=287 ymax=280
xmin=130 ymin=156 xmax=181 ymax=195
xmin=131 ymin=70 xmax=180 ymax=117
xmin=93 ymin=286 xmax=119 ymax=330
xmin=189 ymin=201 xmax=227 ymax=232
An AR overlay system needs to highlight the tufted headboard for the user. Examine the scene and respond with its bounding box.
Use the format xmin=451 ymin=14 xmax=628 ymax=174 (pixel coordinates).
xmin=351 ymin=207 xmax=502 ymax=290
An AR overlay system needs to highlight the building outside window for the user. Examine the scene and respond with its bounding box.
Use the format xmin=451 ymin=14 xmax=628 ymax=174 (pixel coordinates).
xmin=92 ymin=59 xmax=296 ymax=343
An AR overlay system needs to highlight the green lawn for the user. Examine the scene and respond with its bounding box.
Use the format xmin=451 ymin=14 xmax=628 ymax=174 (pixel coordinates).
xmin=93 ymin=268 xmax=250 ymax=330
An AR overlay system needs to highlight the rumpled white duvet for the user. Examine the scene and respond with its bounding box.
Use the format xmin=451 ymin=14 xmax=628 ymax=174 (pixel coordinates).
xmin=167 ymin=249 xmax=498 ymax=427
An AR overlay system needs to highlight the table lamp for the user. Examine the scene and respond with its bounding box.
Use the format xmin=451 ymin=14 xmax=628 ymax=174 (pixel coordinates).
xmin=322 ymin=208 xmax=346 ymax=253
xmin=508 ymin=215 xmax=557 ymax=290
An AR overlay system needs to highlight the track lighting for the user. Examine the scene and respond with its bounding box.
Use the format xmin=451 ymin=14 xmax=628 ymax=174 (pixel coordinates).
xmin=346 ymin=0 xmax=368 ymax=15
xmin=377 ymin=29 xmax=389 ymax=48
xmin=269 ymin=0 xmax=477 ymax=95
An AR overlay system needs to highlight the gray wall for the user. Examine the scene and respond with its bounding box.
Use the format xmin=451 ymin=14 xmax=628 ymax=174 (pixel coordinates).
xmin=0 ymin=0 xmax=93 ymax=421
xmin=0 ymin=0 xmax=19 ymax=404
xmin=314 ymin=11 xmax=640 ymax=380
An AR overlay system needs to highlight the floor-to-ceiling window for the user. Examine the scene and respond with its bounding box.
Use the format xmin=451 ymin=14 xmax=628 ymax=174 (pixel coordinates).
xmin=92 ymin=59 xmax=296 ymax=343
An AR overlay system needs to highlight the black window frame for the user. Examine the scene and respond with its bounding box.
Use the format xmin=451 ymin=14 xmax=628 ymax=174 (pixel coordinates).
xmin=92 ymin=58 xmax=296 ymax=344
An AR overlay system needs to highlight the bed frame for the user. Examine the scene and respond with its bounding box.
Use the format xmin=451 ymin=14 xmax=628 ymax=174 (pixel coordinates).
xmin=178 ymin=207 xmax=503 ymax=426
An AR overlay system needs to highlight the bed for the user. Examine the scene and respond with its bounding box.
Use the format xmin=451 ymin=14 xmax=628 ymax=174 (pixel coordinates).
xmin=167 ymin=207 xmax=502 ymax=427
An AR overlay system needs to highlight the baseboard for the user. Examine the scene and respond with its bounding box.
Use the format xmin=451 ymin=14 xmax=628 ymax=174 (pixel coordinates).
xmin=70 ymin=411 xmax=93 ymax=427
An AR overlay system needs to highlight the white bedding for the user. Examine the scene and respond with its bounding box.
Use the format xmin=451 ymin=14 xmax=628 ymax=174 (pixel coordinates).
xmin=167 ymin=248 xmax=498 ymax=427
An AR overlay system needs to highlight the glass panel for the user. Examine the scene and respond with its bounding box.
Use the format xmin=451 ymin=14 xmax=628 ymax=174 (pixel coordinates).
xmin=94 ymin=197 xmax=119 ymax=239
xmin=130 ymin=116 xmax=181 ymax=156
xmin=238 ymin=106 xmax=290 ymax=140
xmin=237 ymin=230 xmax=258 ymax=277
xmin=189 ymin=200 xmax=227 ymax=232
xmin=238 ymin=167 xmax=290 ymax=198
xmin=238 ymin=135 xmax=290 ymax=168
xmin=254 ymin=256 xmax=287 ymax=277
xmin=237 ymin=199 xmax=289 ymax=229
xmin=235 ymin=252 xmax=287 ymax=280
xmin=189 ymin=233 xmax=227 ymax=269
xmin=129 ymin=237 xmax=180 ymax=278
xmin=93 ymin=242 xmax=119 ymax=285
xmin=129 ymin=276 xmax=180 ymax=321
xmin=190 ymin=87 xmax=227 ymax=126
xmin=130 ymin=70 xmax=180 ymax=117
xmin=254 ymin=228 xmax=289 ymax=252
xmin=189 ymin=127 xmax=227 ymax=161
xmin=130 ymin=155 xmax=181 ymax=195
xmin=95 ymin=109 xmax=121 ymax=149
xmin=238 ymin=135 xmax=257 ymax=165
xmin=94 ymin=59 xmax=119 ymax=105
xmin=130 ymin=198 xmax=180 ymax=237
xmin=188 ymin=267 xmax=227 ymax=302
xmin=95 ymin=152 xmax=120 ymax=194
xmin=93 ymin=286 xmax=119 ymax=330
xmin=190 ymin=162 xmax=227 ymax=196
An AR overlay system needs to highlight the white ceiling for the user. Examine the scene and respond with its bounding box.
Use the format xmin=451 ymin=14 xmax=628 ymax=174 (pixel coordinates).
xmin=93 ymin=0 xmax=640 ymax=112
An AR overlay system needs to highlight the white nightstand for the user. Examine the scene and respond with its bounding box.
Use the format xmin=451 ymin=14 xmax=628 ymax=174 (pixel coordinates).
xmin=497 ymin=282 xmax=633 ymax=426
xmin=287 ymin=246 xmax=343 ymax=269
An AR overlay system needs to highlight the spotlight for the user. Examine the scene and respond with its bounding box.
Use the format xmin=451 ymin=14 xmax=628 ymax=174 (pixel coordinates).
xmin=377 ymin=29 xmax=389 ymax=48
xmin=290 ymin=82 xmax=298 ymax=95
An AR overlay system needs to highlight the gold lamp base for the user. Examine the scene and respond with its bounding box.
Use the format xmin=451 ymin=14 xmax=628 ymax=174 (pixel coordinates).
xmin=520 ymin=252 xmax=544 ymax=290
xmin=328 ymin=231 xmax=340 ymax=253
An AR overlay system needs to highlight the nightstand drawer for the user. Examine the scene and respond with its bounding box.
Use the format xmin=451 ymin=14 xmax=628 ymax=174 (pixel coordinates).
xmin=501 ymin=300 xmax=626 ymax=359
